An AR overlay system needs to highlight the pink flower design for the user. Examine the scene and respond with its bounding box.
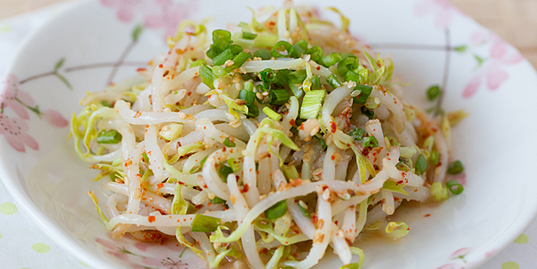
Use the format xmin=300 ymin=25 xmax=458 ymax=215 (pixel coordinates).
xmin=100 ymin=0 xmax=197 ymax=37
xmin=0 ymin=73 xmax=35 ymax=120
xmin=43 ymin=109 xmax=69 ymax=128
xmin=462 ymin=34 xmax=524 ymax=98
xmin=437 ymin=264 xmax=464 ymax=269
xmin=414 ymin=0 xmax=462 ymax=29
xmin=449 ymin=247 xmax=471 ymax=260
xmin=0 ymin=114 xmax=38 ymax=152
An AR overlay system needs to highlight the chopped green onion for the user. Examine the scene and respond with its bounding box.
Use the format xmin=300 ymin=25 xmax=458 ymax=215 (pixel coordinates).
xmin=314 ymin=135 xmax=327 ymax=150
xmin=238 ymin=89 xmax=256 ymax=105
xmin=445 ymin=180 xmax=464 ymax=195
xmin=263 ymin=107 xmax=282 ymax=121
xmin=288 ymin=82 xmax=303 ymax=99
xmin=200 ymin=64 xmax=216 ymax=89
xmin=348 ymin=127 xmax=366 ymax=141
xmin=326 ymin=74 xmax=342 ymax=89
xmin=430 ymin=182 xmax=449 ymax=201
xmin=447 ymin=160 xmax=464 ymax=174
xmin=311 ymin=75 xmax=321 ymax=90
xmin=260 ymin=68 xmax=278 ymax=89
xmin=362 ymin=136 xmax=378 ymax=148
xmin=291 ymin=41 xmax=307 ymax=58
xmin=360 ymin=106 xmax=374 ymax=119
xmin=226 ymin=51 xmax=251 ymax=71
xmin=97 ymin=130 xmax=122 ymax=144
xmin=300 ymin=90 xmax=326 ymax=119
xmin=213 ymin=48 xmax=233 ymax=66
xmin=244 ymin=81 xmax=254 ymax=92
xmin=242 ymin=32 xmax=257 ymax=40
xmin=385 ymin=221 xmax=410 ymax=239
xmin=306 ymin=46 xmax=323 ymax=64
xmin=427 ymin=85 xmax=441 ymax=101
xmin=395 ymin=161 xmax=410 ymax=171
xmin=218 ymin=164 xmax=233 ymax=182
xmin=254 ymin=49 xmax=272 ymax=60
xmin=415 ymin=154 xmax=428 ymax=175
xmin=386 ymin=136 xmax=401 ymax=147
xmin=210 ymin=196 xmax=226 ymax=204
xmin=246 ymin=104 xmax=259 ymax=118
xmin=269 ymin=89 xmax=290 ymax=105
xmin=223 ymin=137 xmax=236 ymax=147
xmin=206 ymin=30 xmax=233 ymax=59
xmin=298 ymin=203 xmax=311 ymax=218
xmin=322 ymin=53 xmax=342 ymax=67
xmin=429 ymin=150 xmax=439 ymax=166
xmin=337 ymin=55 xmax=359 ymax=77
xmin=227 ymin=158 xmax=241 ymax=172
xmin=191 ymin=214 xmax=222 ymax=232
xmin=282 ymin=164 xmax=299 ymax=180
xmin=212 ymin=65 xmax=228 ymax=77
xmin=265 ymin=200 xmax=287 ymax=220
xmin=271 ymin=41 xmax=293 ymax=58
xmin=190 ymin=59 xmax=206 ymax=68
xmin=353 ymin=84 xmax=373 ymax=104
xmin=288 ymin=70 xmax=307 ymax=84
xmin=365 ymin=96 xmax=381 ymax=109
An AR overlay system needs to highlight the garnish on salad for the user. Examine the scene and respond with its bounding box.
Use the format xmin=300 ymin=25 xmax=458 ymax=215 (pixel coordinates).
xmin=71 ymin=3 xmax=466 ymax=268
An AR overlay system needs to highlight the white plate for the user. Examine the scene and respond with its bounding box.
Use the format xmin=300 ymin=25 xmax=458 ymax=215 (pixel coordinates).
xmin=1 ymin=0 xmax=537 ymax=268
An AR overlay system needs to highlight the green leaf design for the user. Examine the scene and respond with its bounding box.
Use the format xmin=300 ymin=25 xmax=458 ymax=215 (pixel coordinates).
xmin=54 ymin=58 xmax=65 ymax=71
xmin=55 ymin=73 xmax=72 ymax=90
xmin=454 ymin=45 xmax=467 ymax=53
xmin=132 ymin=25 xmax=144 ymax=41
xmin=474 ymin=54 xmax=486 ymax=68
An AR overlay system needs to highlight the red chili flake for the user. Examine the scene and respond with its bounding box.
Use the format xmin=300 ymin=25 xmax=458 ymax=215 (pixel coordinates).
xmin=316 ymin=66 xmax=321 ymax=71
xmin=312 ymin=215 xmax=318 ymax=224
xmin=157 ymin=183 xmax=164 ymax=189
xmin=162 ymin=70 xmax=170 ymax=77
xmin=137 ymin=68 xmax=147 ymax=72
xmin=187 ymin=92 xmax=192 ymax=96
xmin=241 ymin=184 xmax=250 ymax=193
xmin=290 ymin=119 xmax=295 ymax=125
xmin=330 ymin=121 xmax=337 ymax=133
xmin=148 ymin=216 xmax=156 ymax=223
xmin=299 ymin=123 xmax=305 ymax=130
xmin=222 ymin=147 xmax=227 ymax=152
xmin=158 ymin=64 xmax=163 ymax=68
xmin=424 ymin=214 xmax=431 ymax=217
xmin=331 ymin=155 xmax=335 ymax=161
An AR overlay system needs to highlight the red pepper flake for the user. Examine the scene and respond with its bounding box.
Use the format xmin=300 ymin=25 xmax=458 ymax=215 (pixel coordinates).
xmin=187 ymin=92 xmax=192 ymax=96
xmin=299 ymin=123 xmax=305 ymax=130
xmin=331 ymin=155 xmax=335 ymax=161
xmin=158 ymin=64 xmax=163 ymax=68
xmin=241 ymin=184 xmax=250 ymax=193
xmin=424 ymin=214 xmax=431 ymax=217
xmin=134 ymin=111 xmax=142 ymax=118
xmin=148 ymin=216 xmax=156 ymax=223
xmin=136 ymin=68 xmax=147 ymax=72
xmin=316 ymin=66 xmax=321 ymax=70
xmin=157 ymin=183 xmax=164 ymax=189
xmin=330 ymin=121 xmax=337 ymax=133
xmin=290 ymin=119 xmax=295 ymax=125
xmin=162 ymin=70 xmax=170 ymax=77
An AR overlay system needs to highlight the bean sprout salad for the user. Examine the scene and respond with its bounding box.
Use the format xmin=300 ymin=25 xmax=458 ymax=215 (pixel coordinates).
xmin=71 ymin=3 xmax=467 ymax=269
